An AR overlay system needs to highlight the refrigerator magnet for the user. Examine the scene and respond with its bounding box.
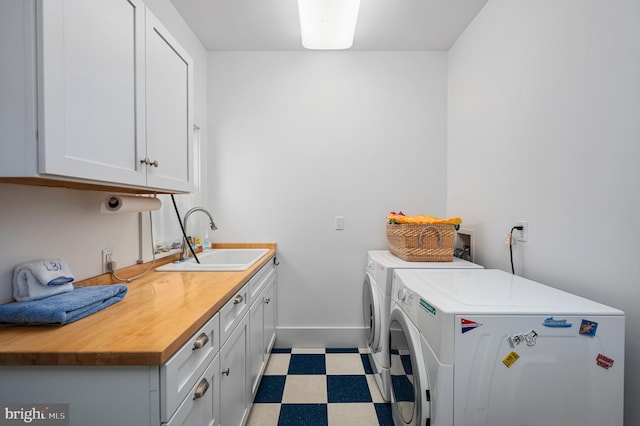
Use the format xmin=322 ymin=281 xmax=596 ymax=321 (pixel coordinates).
xmin=596 ymin=354 xmax=614 ymax=369
xmin=579 ymin=319 xmax=598 ymax=337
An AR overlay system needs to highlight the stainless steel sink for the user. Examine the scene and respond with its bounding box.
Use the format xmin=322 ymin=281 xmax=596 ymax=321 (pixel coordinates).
xmin=155 ymin=248 xmax=269 ymax=272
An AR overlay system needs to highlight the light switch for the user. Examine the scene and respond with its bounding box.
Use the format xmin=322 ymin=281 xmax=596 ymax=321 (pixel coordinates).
xmin=335 ymin=216 xmax=345 ymax=230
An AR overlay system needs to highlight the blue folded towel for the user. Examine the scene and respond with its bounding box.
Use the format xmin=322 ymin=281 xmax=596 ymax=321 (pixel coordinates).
xmin=0 ymin=285 xmax=128 ymax=326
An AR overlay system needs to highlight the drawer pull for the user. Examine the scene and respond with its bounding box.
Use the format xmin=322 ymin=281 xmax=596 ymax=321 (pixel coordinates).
xmin=192 ymin=333 xmax=209 ymax=350
xmin=192 ymin=378 xmax=209 ymax=400
xmin=233 ymin=294 xmax=244 ymax=305
xmin=222 ymin=368 xmax=230 ymax=376
xmin=264 ymin=298 xmax=271 ymax=304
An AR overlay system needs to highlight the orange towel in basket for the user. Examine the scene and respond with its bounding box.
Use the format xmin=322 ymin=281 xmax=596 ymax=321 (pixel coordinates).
xmin=387 ymin=214 xmax=462 ymax=225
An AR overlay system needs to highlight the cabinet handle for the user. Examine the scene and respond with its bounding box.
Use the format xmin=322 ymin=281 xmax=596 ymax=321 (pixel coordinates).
xmin=264 ymin=298 xmax=271 ymax=304
xmin=192 ymin=378 xmax=209 ymax=400
xmin=233 ymin=294 xmax=244 ymax=305
xmin=140 ymin=157 xmax=159 ymax=167
xmin=222 ymin=368 xmax=230 ymax=376
xmin=192 ymin=333 xmax=209 ymax=351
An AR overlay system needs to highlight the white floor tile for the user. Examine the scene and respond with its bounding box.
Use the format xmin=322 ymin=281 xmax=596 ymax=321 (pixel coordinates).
xmin=281 ymin=374 xmax=327 ymax=403
xmin=326 ymin=353 xmax=366 ymax=375
xmin=264 ymin=353 xmax=291 ymax=375
xmin=246 ymin=403 xmax=280 ymax=426
xmin=327 ymin=403 xmax=380 ymax=426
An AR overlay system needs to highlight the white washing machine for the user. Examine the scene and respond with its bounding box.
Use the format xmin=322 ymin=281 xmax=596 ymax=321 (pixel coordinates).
xmin=389 ymin=269 xmax=625 ymax=426
xmin=362 ymin=250 xmax=482 ymax=402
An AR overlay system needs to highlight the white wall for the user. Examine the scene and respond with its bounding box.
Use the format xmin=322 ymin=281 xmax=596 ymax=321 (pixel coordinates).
xmin=448 ymin=0 xmax=640 ymax=424
xmin=207 ymin=51 xmax=448 ymax=345
xmin=0 ymin=185 xmax=138 ymax=304
xmin=0 ymin=0 xmax=207 ymax=304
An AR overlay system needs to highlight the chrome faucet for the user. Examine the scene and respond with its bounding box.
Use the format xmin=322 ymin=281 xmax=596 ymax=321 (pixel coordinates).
xmin=180 ymin=207 xmax=218 ymax=261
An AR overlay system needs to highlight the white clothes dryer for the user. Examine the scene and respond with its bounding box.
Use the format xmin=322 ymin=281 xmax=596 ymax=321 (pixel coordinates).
xmin=389 ymin=269 xmax=625 ymax=426
xmin=362 ymin=250 xmax=482 ymax=402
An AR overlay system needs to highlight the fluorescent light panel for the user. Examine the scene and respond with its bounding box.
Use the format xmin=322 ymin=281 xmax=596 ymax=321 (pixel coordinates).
xmin=298 ymin=0 xmax=361 ymax=50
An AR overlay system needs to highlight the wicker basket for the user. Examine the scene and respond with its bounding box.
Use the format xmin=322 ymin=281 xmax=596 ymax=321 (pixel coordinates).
xmin=386 ymin=223 xmax=456 ymax=262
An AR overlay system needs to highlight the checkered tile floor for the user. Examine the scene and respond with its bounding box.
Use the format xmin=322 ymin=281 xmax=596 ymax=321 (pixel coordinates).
xmin=246 ymin=348 xmax=393 ymax=426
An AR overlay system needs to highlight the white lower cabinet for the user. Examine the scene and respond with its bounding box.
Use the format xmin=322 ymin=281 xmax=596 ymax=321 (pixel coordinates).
xmin=249 ymin=268 xmax=277 ymax=399
xmin=220 ymin=311 xmax=250 ymax=426
xmin=263 ymin=279 xmax=277 ymax=358
xmin=161 ymin=313 xmax=220 ymax=424
xmin=0 ymin=261 xmax=277 ymax=426
xmin=220 ymin=259 xmax=277 ymax=425
xmin=249 ymin=293 xmax=266 ymax=398
xmin=164 ymin=354 xmax=220 ymax=426
xmin=0 ymin=366 xmax=161 ymax=426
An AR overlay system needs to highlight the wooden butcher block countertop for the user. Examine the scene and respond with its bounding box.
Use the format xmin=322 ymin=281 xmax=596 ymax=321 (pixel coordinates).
xmin=0 ymin=243 xmax=276 ymax=367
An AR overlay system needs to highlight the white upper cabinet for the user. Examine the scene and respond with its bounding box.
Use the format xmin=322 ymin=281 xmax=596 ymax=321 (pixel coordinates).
xmin=38 ymin=0 xmax=147 ymax=187
xmin=145 ymin=12 xmax=194 ymax=193
xmin=0 ymin=0 xmax=194 ymax=193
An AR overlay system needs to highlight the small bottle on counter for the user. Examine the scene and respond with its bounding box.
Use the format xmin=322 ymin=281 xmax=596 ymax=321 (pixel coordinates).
xmin=203 ymin=233 xmax=212 ymax=250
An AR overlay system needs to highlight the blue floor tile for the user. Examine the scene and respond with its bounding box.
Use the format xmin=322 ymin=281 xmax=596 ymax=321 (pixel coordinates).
xmin=374 ymin=403 xmax=393 ymax=426
xmin=272 ymin=348 xmax=292 ymax=353
xmin=278 ymin=404 xmax=328 ymax=426
xmin=361 ymin=353 xmax=373 ymax=374
xmin=326 ymin=347 xmax=359 ymax=353
xmin=288 ymin=354 xmax=326 ymax=375
xmin=327 ymin=375 xmax=372 ymax=403
xmin=254 ymin=375 xmax=286 ymax=403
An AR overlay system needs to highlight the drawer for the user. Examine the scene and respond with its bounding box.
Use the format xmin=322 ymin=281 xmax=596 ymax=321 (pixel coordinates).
xmin=163 ymin=354 xmax=220 ymax=426
xmin=220 ymin=283 xmax=249 ymax=346
xmin=249 ymin=261 xmax=275 ymax=306
xmin=161 ymin=312 xmax=220 ymax=422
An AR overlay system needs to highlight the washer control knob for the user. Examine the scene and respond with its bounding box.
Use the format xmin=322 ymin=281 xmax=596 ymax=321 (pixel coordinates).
xmin=398 ymin=288 xmax=407 ymax=302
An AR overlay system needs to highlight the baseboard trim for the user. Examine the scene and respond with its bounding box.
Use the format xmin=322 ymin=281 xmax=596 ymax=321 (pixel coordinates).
xmin=275 ymin=326 xmax=367 ymax=349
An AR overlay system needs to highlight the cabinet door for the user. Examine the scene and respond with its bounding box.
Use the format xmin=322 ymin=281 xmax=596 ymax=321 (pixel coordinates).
xmin=249 ymin=275 xmax=277 ymax=399
xmin=38 ymin=0 xmax=146 ymax=186
xmin=145 ymin=11 xmax=194 ymax=192
xmin=249 ymin=296 xmax=265 ymax=399
xmin=263 ymin=278 xmax=277 ymax=355
xmin=220 ymin=312 xmax=249 ymax=426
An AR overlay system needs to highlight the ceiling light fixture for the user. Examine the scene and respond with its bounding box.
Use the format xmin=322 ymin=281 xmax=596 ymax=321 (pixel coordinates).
xmin=297 ymin=0 xmax=361 ymax=50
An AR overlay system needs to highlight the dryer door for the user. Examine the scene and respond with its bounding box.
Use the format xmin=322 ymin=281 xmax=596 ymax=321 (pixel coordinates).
xmin=363 ymin=274 xmax=381 ymax=350
xmin=389 ymin=307 xmax=431 ymax=426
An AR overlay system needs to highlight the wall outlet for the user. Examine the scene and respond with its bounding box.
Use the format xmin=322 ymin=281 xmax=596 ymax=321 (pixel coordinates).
xmin=516 ymin=220 xmax=528 ymax=242
xmin=102 ymin=248 xmax=114 ymax=273
xmin=335 ymin=216 xmax=345 ymax=230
